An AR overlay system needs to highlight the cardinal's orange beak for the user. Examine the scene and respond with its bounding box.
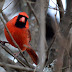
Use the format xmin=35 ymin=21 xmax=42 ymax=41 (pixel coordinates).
xmin=19 ymin=17 xmax=25 ymax=23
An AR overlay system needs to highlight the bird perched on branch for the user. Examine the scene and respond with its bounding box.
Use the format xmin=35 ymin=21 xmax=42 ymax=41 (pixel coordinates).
xmin=4 ymin=12 xmax=38 ymax=65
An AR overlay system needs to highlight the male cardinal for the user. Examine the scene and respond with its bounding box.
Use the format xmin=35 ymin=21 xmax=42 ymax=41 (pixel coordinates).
xmin=4 ymin=12 xmax=38 ymax=65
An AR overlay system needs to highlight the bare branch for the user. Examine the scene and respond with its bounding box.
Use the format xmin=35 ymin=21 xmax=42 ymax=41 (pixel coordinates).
xmin=38 ymin=0 xmax=46 ymax=72
xmin=57 ymin=0 xmax=64 ymax=21
xmin=1 ymin=12 xmax=8 ymax=22
xmin=48 ymin=6 xmax=66 ymax=12
xmin=27 ymin=2 xmax=39 ymax=25
xmin=45 ymin=35 xmax=56 ymax=67
xmin=0 ymin=42 xmax=35 ymax=68
xmin=59 ymin=0 xmax=72 ymax=37
xmin=0 ymin=62 xmax=34 ymax=72
xmin=1 ymin=0 xmax=14 ymax=12
xmin=0 ymin=52 xmax=15 ymax=64
xmin=0 ymin=0 xmax=5 ymax=12
xmin=0 ymin=43 xmax=25 ymax=66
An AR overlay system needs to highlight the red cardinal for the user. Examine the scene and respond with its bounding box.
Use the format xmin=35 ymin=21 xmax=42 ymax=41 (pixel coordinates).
xmin=4 ymin=12 xmax=38 ymax=65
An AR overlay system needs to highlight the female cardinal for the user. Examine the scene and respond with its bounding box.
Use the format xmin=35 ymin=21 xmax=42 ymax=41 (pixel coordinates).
xmin=4 ymin=12 xmax=38 ymax=65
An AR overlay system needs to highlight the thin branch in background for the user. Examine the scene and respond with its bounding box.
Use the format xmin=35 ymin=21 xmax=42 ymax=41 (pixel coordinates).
xmin=1 ymin=0 xmax=35 ymax=13
xmin=51 ymin=0 xmax=57 ymax=5
xmin=0 ymin=15 xmax=34 ymax=68
xmin=54 ymin=6 xmax=70 ymax=72
xmin=57 ymin=0 xmax=64 ymax=21
xmin=45 ymin=35 xmax=56 ymax=67
xmin=0 ymin=52 xmax=22 ymax=72
xmin=47 ymin=35 xmax=56 ymax=55
xmin=1 ymin=12 xmax=8 ymax=22
xmin=61 ymin=64 xmax=72 ymax=70
xmin=1 ymin=0 xmax=14 ymax=12
xmin=50 ymin=0 xmax=65 ymax=19
xmin=0 ymin=62 xmax=34 ymax=72
xmin=51 ymin=0 xmax=64 ymax=11
xmin=0 ymin=42 xmax=35 ymax=68
xmin=0 ymin=52 xmax=15 ymax=65
xmin=48 ymin=6 xmax=66 ymax=12
xmin=27 ymin=2 xmax=39 ymax=26
xmin=0 ymin=43 xmax=26 ymax=67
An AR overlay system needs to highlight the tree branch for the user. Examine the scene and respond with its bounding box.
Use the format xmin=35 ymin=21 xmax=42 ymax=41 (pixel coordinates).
xmin=0 ymin=62 xmax=34 ymax=72
xmin=57 ymin=0 xmax=64 ymax=21
xmin=27 ymin=2 xmax=39 ymax=25
xmin=0 ymin=42 xmax=35 ymax=69
xmin=45 ymin=35 xmax=56 ymax=67
xmin=59 ymin=0 xmax=72 ymax=37
xmin=38 ymin=0 xmax=46 ymax=72
xmin=1 ymin=0 xmax=14 ymax=12
xmin=54 ymin=9 xmax=70 ymax=72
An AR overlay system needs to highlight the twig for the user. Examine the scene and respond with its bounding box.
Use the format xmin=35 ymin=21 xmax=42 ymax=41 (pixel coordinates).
xmin=0 ymin=52 xmax=15 ymax=65
xmin=50 ymin=0 xmax=65 ymax=21
xmin=45 ymin=35 xmax=56 ymax=67
xmin=0 ymin=42 xmax=35 ymax=68
xmin=1 ymin=0 xmax=14 ymax=12
xmin=48 ymin=6 xmax=66 ymax=12
xmin=0 ymin=62 xmax=34 ymax=72
xmin=57 ymin=0 xmax=64 ymax=21
xmin=1 ymin=12 xmax=8 ymax=22
xmin=51 ymin=0 xmax=64 ymax=12
xmin=0 ymin=43 xmax=25 ymax=67
xmin=54 ymin=5 xmax=60 ymax=34
xmin=48 ymin=4 xmax=58 ymax=48
xmin=61 ymin=66 xmax=69 ymax=70
xmin=61 ymin=64 xmax=72 ymax=70
xmin=1 ymin=0 xmax=35 ymax=13
xmin=27 ymin=2 xmax=39 ymax=25
xmin=47 ymin=36 xmax=56 ymax=54
xmin=61 ymin=63 xmax=72 ymax=70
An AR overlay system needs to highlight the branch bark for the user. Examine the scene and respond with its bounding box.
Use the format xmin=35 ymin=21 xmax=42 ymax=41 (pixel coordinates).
xmin=0 ymin=43 xmax=35 ymax=69
xmin=27 ymin=2 xmax=39 ymax=25
xmin=38 ymin=0 xmax=46 ymax=72
xmin=54 ymin=11 xmax=70 ymax=72
xmin=57 ymin=0 xmax=64 ymax=22
xmin=59 ymin=0 xmax=72 ymax=37
xmin=0 ymin=62 xmax=34 ymax=72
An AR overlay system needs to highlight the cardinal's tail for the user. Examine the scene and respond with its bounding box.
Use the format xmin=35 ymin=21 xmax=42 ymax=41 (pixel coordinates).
xmin=26 ymin=48 xmax=39 ymax=65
